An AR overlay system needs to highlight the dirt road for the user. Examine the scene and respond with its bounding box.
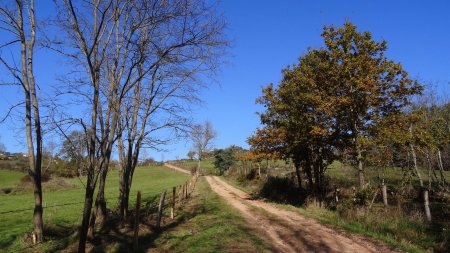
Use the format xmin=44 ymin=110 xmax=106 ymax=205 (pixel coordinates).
xmin=205 ymin=176 xmax=401 ymax=253
xmin=164 ymin=163 xmax=191 ymax=175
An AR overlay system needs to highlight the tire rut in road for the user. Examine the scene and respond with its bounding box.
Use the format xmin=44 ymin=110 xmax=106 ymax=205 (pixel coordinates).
xmin=207 ymin=176 xmax=401 ymax=253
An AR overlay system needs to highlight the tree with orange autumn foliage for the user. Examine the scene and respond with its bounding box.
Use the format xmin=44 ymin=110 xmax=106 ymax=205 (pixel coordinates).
xmin=255 ymin=22 xmax=422 ymax=200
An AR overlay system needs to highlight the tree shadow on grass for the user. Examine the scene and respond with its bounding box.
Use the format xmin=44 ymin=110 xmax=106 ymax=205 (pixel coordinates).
xmin=41 ymin=223 xmax=79 ymax=252
xmin=87 ymin=195 xmax=209 ymax=253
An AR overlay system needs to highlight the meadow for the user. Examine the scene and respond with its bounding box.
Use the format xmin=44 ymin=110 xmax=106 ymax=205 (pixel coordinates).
xmin=0 ymin=166 xmax=189 ymax=252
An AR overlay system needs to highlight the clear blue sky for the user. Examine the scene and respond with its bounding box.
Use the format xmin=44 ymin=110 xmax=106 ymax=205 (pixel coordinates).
xmin=1 ymin=0 xmax=449 ymax=161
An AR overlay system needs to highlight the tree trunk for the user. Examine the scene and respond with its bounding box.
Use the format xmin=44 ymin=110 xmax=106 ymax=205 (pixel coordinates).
xmin=305 ymin=160 xmax=313 ymax=191
xmin=197 ymin=158 xmax=201 ymax=176
xmin=382 ymin=182 xmax=388 ymax=207
xmin=119 ymin=144 xmax=139 ymax=220
xmin=409 ymin=124 xmax=423 ymax=188
xmin=119 ymin=167 xmax=130 ymax=218
xmin=427 ymin=150 xmax=440 ymax=185
xmin=294 ymin=162 xmax=302 ymax=189
xmin=31 ymin=171 xmax=43 ymax=242
xmin=408 ymin=141 xmax=432 ymax=221
xmin=353 ymin=122 xmax=365 ymax=189
xmin=437 ymin=150 xmax=446 ymax=188
xmin=356 ymin=145 xmax=364 ymax=188
xmin=88 ymin=165 xmax=108 ymax=237
xmin=78 ymin=181 xmax=95 ymax=253
xmin=410 ymin=142 xmax=423 ymax=187
xmin=426 ymin=152 xmax=432 ymax=190
xmin=423 ymin=190 xmax=431 ymax=222
xmin=16 ymin=0 xmax=44 ymax=242
xmin=96 ymin=166 xmax=108 ymax=220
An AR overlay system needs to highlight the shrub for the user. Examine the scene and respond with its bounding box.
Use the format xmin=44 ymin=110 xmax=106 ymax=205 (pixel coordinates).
xmin=353 ymin=187 xmax=373 ymax=206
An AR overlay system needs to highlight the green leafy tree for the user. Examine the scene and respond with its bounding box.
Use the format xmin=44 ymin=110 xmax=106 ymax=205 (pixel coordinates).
xmin=320 ymin=22 xmax=422 ymax=188
xmin=213 ymin=148 xmax=237 ymax=175
xmin=256 ymin=22 xmax=421 ymax=200
xmin=257 ymin=49 xmax=339 ymax=197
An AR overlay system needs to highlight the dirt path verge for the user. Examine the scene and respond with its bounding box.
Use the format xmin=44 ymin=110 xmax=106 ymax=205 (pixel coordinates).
xmin=206 ymin=175 xmax=402 ymax=253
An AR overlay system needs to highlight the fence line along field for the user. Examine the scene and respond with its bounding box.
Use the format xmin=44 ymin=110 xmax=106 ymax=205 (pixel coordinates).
xmin=0 ymin=166 xmax=189 ymax=252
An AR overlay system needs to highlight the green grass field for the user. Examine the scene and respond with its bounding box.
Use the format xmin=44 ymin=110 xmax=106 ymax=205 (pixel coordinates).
xmin=0 ymin=169 xmax=25 ymax=189
xmin=0 ymin=166 xmax=189 ymax=252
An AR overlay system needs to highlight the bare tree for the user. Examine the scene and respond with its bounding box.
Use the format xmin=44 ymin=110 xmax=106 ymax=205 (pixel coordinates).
xmin=49 ymin=0 xmax=226 ymax=250
xmin=191 ymin=120 xmax=217 ymax=175
xmin=0 ymin=0 xmax=44 ymax=243
xmin=59 ymin=130 xmax=88 ymax=177
xmin=187 ymin=150 xmax=196 ymax=160
xmin=87 ymin=0 xmax=151 ymax=230
xmin=50 ymin=0 xmax=123 ymax=251
xmin=116 ymin=0 xmax=227 ymax=218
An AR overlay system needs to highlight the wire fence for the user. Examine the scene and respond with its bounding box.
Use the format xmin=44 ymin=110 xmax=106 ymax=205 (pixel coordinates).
xmin=0 ymin=175 xmax=196 ymax=215
xmin=2 ymin=174 xmax=199 ymax=252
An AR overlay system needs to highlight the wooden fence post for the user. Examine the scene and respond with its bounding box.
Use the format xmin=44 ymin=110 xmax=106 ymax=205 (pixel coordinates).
xmin=133 ymin=191 xmax=141 ymax=251
xmin=171 ymin=186 xmax=176 ymax=219
xmin=184 ymin=182 xmax=188 ymax=199
xmin=181 ymin=184 xmax=185 ymax=201
xmin=156 ymin=189 xmax=167 ymax=229
xmin=192 ymin=175 xmax=197 ymax=192
xmin=179 ymin=185 xmax=182 ymax=202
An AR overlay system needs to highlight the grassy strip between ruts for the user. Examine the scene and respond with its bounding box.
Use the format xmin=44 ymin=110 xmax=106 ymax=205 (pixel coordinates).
xmin=219 ymin=176 xmax=431 ymax=253
xmin=150 ymin=177 xmax=272 ymax=253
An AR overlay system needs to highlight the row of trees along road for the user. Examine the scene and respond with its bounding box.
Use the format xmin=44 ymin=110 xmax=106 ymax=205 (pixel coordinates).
xmin=0 ymin=0 xmax=227 ymax=252
xmin=252 ymin=22 xmax=448 ymax=221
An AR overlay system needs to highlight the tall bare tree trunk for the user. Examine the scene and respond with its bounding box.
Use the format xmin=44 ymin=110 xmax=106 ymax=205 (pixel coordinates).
xmin=8 ymin=0 xmax=45 ymax=242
